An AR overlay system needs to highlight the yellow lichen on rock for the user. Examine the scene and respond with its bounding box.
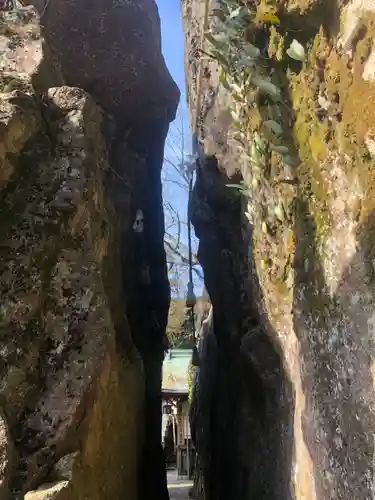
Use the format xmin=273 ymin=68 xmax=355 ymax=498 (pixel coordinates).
xmin=66 ymin=348 xmax=144 ymax=500
xmin=182 ymin=0 xmax=375 ymax=498
xmin=24 ymin=481 xmax=71 ymax=500
xmin=0 ymin=95 xmax=40 ymax=188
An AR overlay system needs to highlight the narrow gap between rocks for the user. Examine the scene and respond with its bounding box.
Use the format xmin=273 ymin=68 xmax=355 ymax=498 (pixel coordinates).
xmin=158 ymin=3 xmax=291 ymax=500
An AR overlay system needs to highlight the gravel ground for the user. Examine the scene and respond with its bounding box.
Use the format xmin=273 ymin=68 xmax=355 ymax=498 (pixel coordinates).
xmin=168 ymin=483 xmax=191 ymax=500
xmin=167 ymin=470 xmax=193 ymax=500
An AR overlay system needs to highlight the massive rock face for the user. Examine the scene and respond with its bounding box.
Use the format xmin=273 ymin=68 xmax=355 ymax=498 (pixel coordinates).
xmin=0 ymin=2 xmax=178 ymax=499
xmin=182 ymin=0 xmax=375 ymax=499
xmin=23 ymin=0 xmax=179 ymax=123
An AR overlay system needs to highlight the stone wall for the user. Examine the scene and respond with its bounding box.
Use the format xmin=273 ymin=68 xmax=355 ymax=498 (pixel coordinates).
xmin=182 ymin=0 xmax=375 ymax=499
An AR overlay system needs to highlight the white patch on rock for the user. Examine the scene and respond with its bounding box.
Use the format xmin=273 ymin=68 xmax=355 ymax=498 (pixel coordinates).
xmin=363 ymin=44 xmax=375 ymax=81
xmin=132 ymin=209 xmax=144 ymax=233
xmin=24 ymin=480 xmax=70 ymax=500
xmin=0 ymin=410 xmax=11 ymax=498
xmin=365 ymin=132 xmax=375 ymax=156
xmin=53 ymin=452 xmax=79 ymax=481
xmin=339 ymin=0 xmax=375 ymax=52
xmin=350 ymin=292 xmax=361 ymax=305
xmin=322 ymin=159 xmax=362 ymax=295
xmin=318 ymin=94 xmax=330 ymax=111
xmin=367 ymin=311 xmax=375 ymax=341
xmin=328 ymin=332 xmax=339 ymax=348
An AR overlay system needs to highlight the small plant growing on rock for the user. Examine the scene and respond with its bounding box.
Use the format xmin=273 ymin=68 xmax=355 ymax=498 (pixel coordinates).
xmin=203 ymin=0 xmax=301 ymax=228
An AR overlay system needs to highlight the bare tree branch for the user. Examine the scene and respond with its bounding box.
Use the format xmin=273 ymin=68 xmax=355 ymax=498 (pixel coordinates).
xmin=163 ymin=178 xmax=189 ymax=191
xmin=163 ymin=105 xmax=202 ymax=296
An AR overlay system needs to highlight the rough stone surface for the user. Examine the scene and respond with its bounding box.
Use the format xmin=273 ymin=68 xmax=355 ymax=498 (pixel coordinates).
xmin=0 ymin=3 xmax=177 ymax=499
xmin=182 ymin=0 xmax=375 ymax=499
xmin=0 ymin=72 xmax=144 ymax=495
xmin=339 ymin=0 xmax=375 ymax=51
xmin=363 ymin=44 xmax=375 ymax=81
xmin=4 ymin=4 xmax=180 ymax=494
xmin=0 ymin=5 xmax=61 ymax=188
xmin=24 ymin=481 xmax=70 ymax=500
xmin=0 ymin=409 xmax=12 ymax=499
xmin=50 ymin=453 xmax=78 ymax=482
xmin=23 ymin=0 xmax=180 ymax=123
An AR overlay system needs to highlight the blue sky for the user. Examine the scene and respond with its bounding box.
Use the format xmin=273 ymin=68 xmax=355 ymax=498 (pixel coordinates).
xmin=156 ymin=0 xmax=202 ymax=295
xmin=157 ymin=0 xmax=191 ymax=154
xmin=156 ymin=0 xmax=190 ymax=215
xmin=156 ymin=0 xmax=187 ymax=118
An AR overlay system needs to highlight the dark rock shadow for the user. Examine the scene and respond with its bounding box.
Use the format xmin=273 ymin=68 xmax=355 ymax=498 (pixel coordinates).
xmin=107 ymin=117 xmax=172 ymax=500
xmin=189 ymin=156 xmax=295 ymax=500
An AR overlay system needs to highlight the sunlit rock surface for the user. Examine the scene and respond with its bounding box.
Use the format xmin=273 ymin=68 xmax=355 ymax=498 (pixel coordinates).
xmin=182 ymin=0 xmax=375 ymax=499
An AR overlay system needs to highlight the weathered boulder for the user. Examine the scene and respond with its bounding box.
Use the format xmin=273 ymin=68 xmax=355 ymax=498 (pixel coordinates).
xmin=17 ymin=2 xmax=180 ymax=497
xmin=0 ymin=4 xmax=178 ymax=499
xmin=183 ymin=0 xmax=375 ymax=499
xmin=23 ymin=0 xmax=180 ymax=123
